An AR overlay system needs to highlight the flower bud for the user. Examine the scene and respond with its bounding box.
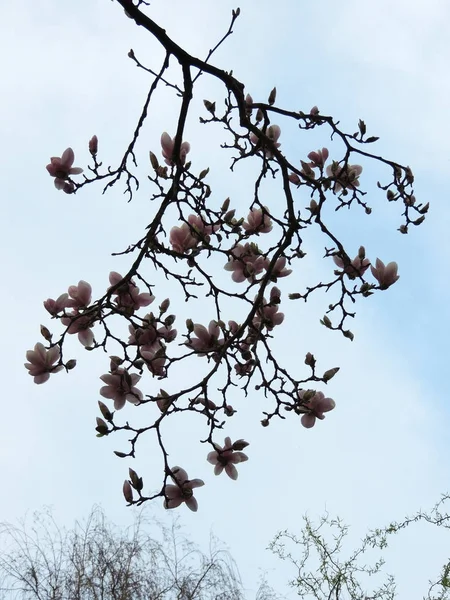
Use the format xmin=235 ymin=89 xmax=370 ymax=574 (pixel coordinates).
xmin=343 ymin=330 xmax=354 ymax=341
xmin=323 ymin=367 xmax=340 ymax=382
xmin=321 ymin=315 xmax=332 ymax=328
xmin=232 ymin=439 xmax=249 ymax=451
xmin=358 ymin=246 xmax=366 ymax=260
xmin=149 ymin=151 xmax=159 ymax=170
xmin=66 ymin=359 xmax=77 ymax=370
xmin=268 ymin=87 xmax=276 ymax=105
xmin=89 ymin=135 xmax=98 ymax=155
xmin=123 ymin=480 xmax=133 ymax=503
xmin=399 ymin=224 xmax=408 ymax=234
xmin=98 ymin=400 xmax=113 ymax=421
xmin=203 ymin=99 xmax=216 ymax=114
xmin=95 ymin=417 xmax=109 ymax=436
xmin=310 ymin=106 xmax=319 ymax=116
xmin=40 ymin=325 xmax=52 ymax=341
xmin=186 ymin=319 xmax=194 ymax=332
xmin=304 ymin=352 xmax=315 ymax=367
xmin=261 ymin=418 xmax=269 ymax=427
xmin=129 ymin=468 xmax=143 ymax=491
xmin=224 ymin=404 xmax=235 ymax=416
xmin=159 ymin=298 xmax=170 ymax=313
xmin=255 ymin=108 xmax=263 ymax=123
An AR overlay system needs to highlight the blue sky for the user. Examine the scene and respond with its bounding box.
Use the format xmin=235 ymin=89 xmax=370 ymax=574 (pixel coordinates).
xmin=1 ymin=0 xmax=449 ymax=597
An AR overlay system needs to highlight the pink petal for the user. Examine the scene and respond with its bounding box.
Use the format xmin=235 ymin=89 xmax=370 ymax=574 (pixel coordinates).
xmin=185 ymin=496 xmax=198 ymax=512
xmin=225 ymin=463 xmax=238 ymax=480
xmin=301 ymin=413 xmax=316 ymax=428
xmin=188 ymin=478 xmax=204 ymax=489
xmin=34 ymin=373 xmax=50 ymax=384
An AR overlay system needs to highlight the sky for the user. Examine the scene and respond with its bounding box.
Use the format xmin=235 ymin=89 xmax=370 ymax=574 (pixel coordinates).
xmin=1 ymin=0 xmax=450 ymax=597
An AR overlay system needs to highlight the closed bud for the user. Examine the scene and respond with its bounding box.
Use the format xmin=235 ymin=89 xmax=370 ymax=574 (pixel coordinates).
xmin=289 ymin=293 xmax=302 ymax=300
xmin=123 ymin=480 xmax=133 ymax=503
xmin=110 ymin=356 xmax=123 ymax=372
xmin=405 ymin=167 xmax=414 ymax=184
xmin=221 ymin=197 xmax=230 ymax=212
xmin=129 ymin=468 xmax=143 ymax=491
xmin=387 ymin=189 xmax=396 ymax=200
xmin=149 ymin=151 xmax=159 ymax=170
xmin=232 ymin=439 xmax=249 ymax=451
xmin=98 ymin=400 xmax=113 ymax=421
xmin=323 ymin=367 xmax=340 ymax=382
xmin=309 ymin=199 xmax=319 ymax=214
xmin=310 ymin=106 xmax=320 ymax=116
xmin=95 ymin=417 xmax=109 ymax=436
xmin=40 ymin=325 xmax=52 ymax=341
xmin=224 ymin=404 xmax=235 ymax=416
xmin=321 ymin=315 xmax=332 ymax=328
xmin=358 ymin=246 xmax=366 ymax=260
xmin=413 ymin=215 xmax=425 ymax=225
xmin=203 ymin=99 xmax=216 ymax=114
xmin=186 ymin=319 xmax=194 ymax=332
xmin=365 ymin=206 xmax=372 ymax=215
xmin=159 ymin=298 xmax=170 ymax=313
xmin=255 ymin=108 xmax=263 ymax=123
xmin=398 ymin=224 xmax=408 ymax=234
xmin=419 ymin=202 xmax=429 ymax=214
xmin=304 ymin=352 xmax=315 ymax=367
xmin=261 ymin=418 xmax=269 ymax=427
xmin=268 ymin=87 xmax=277 ymax=105
xmin=199 ymin=167 xmax=209 ymax=180
xmin=343 ymin=330 xmax=354 ymax=341
xmin=224 ymin=209 xmax=236 ymax=223
xmin=165 ymin=314 xmax=176 ymax=327
xmin=66 ymin=359 xmax=77 ymax=370
xmin=89 ymin=135 xmax=98 ymax=155
xmin=114 ymin=451 xmax=128 ymax=458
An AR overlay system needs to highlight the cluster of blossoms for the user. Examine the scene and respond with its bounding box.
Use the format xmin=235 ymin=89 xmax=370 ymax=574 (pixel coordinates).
xmin=288 ymin=146 xmax=363 ymax=194
xmin=28 ymin=101 xmax=416 ymax=514
xmin=333 ymin=248 xmax=400 ymax=290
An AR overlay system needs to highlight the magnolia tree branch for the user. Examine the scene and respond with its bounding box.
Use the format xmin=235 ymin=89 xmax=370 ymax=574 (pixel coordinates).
xmin=26 ymin=1 xmax=428 ymax=510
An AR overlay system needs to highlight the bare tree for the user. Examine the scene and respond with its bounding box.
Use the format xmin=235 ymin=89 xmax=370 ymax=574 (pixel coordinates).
xmin=0 ymin=506 xmax=271 ymax=600
xmin=269 ymin=495 xmax=450 ymax=600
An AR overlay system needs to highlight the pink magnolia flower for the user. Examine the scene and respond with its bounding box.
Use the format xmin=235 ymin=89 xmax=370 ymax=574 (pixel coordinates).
xmin=333 ymin=254 xmax=370 ymax=279
xmin=187 ymin=321 xmax=224 ymax=355
xmin=100 ymin=368 xmax=143 ymax=410
xmin=128 ymin=321 xmax=177 ymax=350
xmin=161 ymin=132 xmax=191 ymax=166
xmin=61 ymin=313 xmax=95 ymax=347
xmin=224 ymin=243 xmax=269 ymax=283
xmin=164 ymin=466 xmax=204 ymax=511
xmin=44 ymin=293 xmax=70 ymax=316
xmin=308 ymin=147 xmax=329 ymax=168
xmin=207 ymin=437 xmax=248 ymax=480
xmin=140 ymin=344 xmax=167 ymax=376
xmin=270 ymin=257 xmax=292 ymax=280
xmin=25 ymin=343 xmax=63 ymax=384
xmin=108 ymin=272 xmax=154 ymax=313
xmin=253 ymin=301 xmax=284 ymax=331
xmin=170 ymin=223 xmax=198 ymax=254
xmin=243 ymin=207 xmax=272 ymax=234
xmin=326 ymin=163 xmax=363 ymax=193
xmin=67 ymin=280 xmax=92 ymax=309
xmin=250 ymin=125 xmax=281 ymax=158
xmin=298 ymin=390 xmax=336 ymax=428
xmin=46 ymin=148 xmax=83 ymax=191
xmin=288 ymin=172 xmax=301 ymax=185
xmin=370 ymin=258 xmax=400 ymax=290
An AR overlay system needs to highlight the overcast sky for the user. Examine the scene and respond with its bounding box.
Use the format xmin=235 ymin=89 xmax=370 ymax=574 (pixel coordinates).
xmin=1 ymin=0 xmax=450 ymax=597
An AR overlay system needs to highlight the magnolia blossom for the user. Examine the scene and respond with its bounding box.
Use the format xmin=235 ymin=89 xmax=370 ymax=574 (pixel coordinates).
xmin=224 ymin=243 xmax=269 ymax=283
xmin=308 ymin=147 xmax=329 ymax=168
xmin=207 ymin=437 xmax=248 ymax=480
xmin=44 ymin=293 xmax=70 ymax=316
xmin=370 ymin=258 xmax=400 ymax=290
xmin=164 ymin=467 xmax=204 ymax=511
xmin=333 ymin=254 xmax=370 ymax=279
xmin=67 ymin=280 xmax=92 ymax=309
xmin=298 ymin=390 xmax=335 ymax=428
xmin=25 ymin=343 xmax=63 ymax=384
xmin=270 ymin=257 xmax=292 ymax=280
xmin=61 ymin=313 xmax=95 ymax=347
xmin=288 ymin=172 xmax=301 ymax=185
xmin=187 ymin=321 xmax=224 ymax=355
xmin=108 ymin=272 xmax=154 ymax=312
xmin=140 ymin=344 xmax=167 ymax=376
xmin=170 ymin=223 xmax=198 ymax=254
xmin=253 ymin=302 xmax=284 ymax=331
xmin=100 ymin=368 xmax=143 ymax=410
xmin=161 ymin=132 xmax=190 ymax=166
xmin=46 ymin=148 xmax=83 ymax=192
xmin=128 ymin=321 xmax=177 ymax=351
xmin=243 ymin=207 xmax=272 ymax=234
xmin=326 ymin=163 xmax=363 ymax=193
xmin=250 ymin=124 xmax=281 ymax=157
